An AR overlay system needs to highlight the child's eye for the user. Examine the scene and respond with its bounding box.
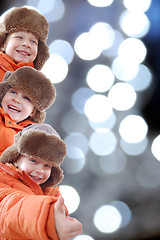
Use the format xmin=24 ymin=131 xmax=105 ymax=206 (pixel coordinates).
xmin=31 ymin=40 xmax=38 ymax=45
xmin=45 ymin=164 xmax=52 ymax=169
xmin=15 ymin=36 xmax=23 ymax=39
xmin=30 ymin=159 xmax=37 ymax=163
xmin=24 ymin=96 xmax=30 ymax=101
xmin=10 ymin=90 xmax=17 ymax=94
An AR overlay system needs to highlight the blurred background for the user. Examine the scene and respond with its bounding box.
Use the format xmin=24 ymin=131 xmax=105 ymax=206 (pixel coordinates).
xmin=1 ymin=1 xmax=160 ymax=240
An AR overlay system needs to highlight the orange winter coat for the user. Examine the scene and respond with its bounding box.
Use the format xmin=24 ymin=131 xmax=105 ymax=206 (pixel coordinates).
xmin=0 ymin=107 xmax=35 ymax=156
xmin=0 ymin=51 xmax=34 ymax=82
xmin=0 ymin=162 xmax=61 ymax=240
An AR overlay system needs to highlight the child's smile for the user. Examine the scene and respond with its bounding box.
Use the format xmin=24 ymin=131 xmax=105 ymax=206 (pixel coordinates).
xmin=1 ymin=87 xmax=34 ymax=123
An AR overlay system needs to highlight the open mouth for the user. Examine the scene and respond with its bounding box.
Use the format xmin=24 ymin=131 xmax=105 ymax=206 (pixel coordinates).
xmin=30 ymin=175 xmax=42 ymax=182
xmin=16 ymin=50 xmax=30 ymax=56
xmin=8 ymin=105 xmax=20 ymax=112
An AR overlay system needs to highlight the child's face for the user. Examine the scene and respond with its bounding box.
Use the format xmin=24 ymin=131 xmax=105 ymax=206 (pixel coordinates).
xmin=15 ymin=155 xmax=52 ymax=185
xmin=3 ymin=31 xmax=38 ymax=63
xmin=1 ymin=87 xmax=34 ymax=123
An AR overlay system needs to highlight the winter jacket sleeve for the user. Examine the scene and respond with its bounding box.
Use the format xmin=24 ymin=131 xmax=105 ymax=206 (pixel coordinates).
xmin=0 ymin=67 xmax=5 ymax=82
xmin=0 ymin=183 xmax=59 ymax=240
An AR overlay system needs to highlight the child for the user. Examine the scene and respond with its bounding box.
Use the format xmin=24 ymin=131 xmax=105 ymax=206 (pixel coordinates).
xmin=0 ymin=123 xmax=82 ymax=239
xmin=0 ymin=66 xmax=56 ymax=155
xmin=0 ymin=6 xmax=50 ymax=81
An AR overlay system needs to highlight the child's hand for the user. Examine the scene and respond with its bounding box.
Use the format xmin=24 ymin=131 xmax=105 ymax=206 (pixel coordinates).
xmin=54 ymin=195 xmax=82 ymax=240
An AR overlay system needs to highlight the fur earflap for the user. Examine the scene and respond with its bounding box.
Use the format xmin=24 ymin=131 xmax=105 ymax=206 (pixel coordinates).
xmin=0 ymin=7 xmax=50 ymax=70
xmin=0 ymin=66 xmax=56 ymax=123
xmin=0 ymin=145 xmax=21 ymax=164
xmin=0 ymin=123 xmax=66 ymax=187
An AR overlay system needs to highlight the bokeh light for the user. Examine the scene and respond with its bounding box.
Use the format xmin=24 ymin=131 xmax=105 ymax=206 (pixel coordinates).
xmin=151 ymin=135 xmax=160 ymax=161
xmin=89 ymin=111 xmax=116 ymax=131
xmin=111 ymin=57 xmax=139 ymax=81
xmin=120 ymin=137 xmax=148 ymax=155
xmin=41 ymin=54 xmax=68 ymax=83
xmin=118 ymin=38 xmax=147 ymax=64
xmin=108 ymin=82 xmax=136 ymax=111
xmin=89 ymin=22 xmax=115 ymax=50
xmin=87 ymin=0 xmax=114 ymax=7
xmin=86 ymin=64 xmax=115 ymax=93
xmin=74 ymin=32 xmax=102 ymax=60
xmin=120 ymin=10 xmax=150 ymax=38
xmin=72 ymin=88 xmax=94 ymax=114
xmin=128 ymin=64 xmax=152 ymax=91
xmin=89 ymin=129 xmax=117 ymax=156
xmin=111 ymin=201 xmax=132 ymax=228
xmin=49 ymin=40 xmax=74 ymax=64
xmin=27 ymin=0 xmax=65 ymax=22
xmin=119 ymin=115 xmax=148 ymax=143
xmin=84 ymin=94 xmax=113 ymax=122
xmin=59 ymin=185 xmax=80 ymax=214
xmin=123 ymin=0 xmax=152 ymax=12
xmin=93 ymin=205 xmax=122 ymax=233
xmin=73 ymin=235 xmax=94 ymax=240
xmin=62 ymin=147 xmax=86 ymax=173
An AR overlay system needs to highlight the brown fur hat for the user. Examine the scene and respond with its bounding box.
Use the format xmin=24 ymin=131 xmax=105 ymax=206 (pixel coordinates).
xmin=0 ymin=123 xmax=67 ymax=187
xmin=0 ymin=7 xmax=50 ymax=70
xmin=0 ymin=66 xmax=56 ymax=123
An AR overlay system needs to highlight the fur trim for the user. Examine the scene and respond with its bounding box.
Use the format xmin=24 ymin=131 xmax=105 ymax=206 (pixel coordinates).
xmin=17 ymin=130 xmax=66 ymax=165
xmin=31 ymin=111 xmax=46 ymax=123
xmin=35 ymin=41 xmax=50 ymax=70
xmin=0 ymin=7 xmax=50 ymax=70
xmin=0 ymin=123 xmax=66 ymax=187
xmin=0 ymin=145 xmax=21 ymax=164
xmin=0 ymin=66 xmax=56 ymax=123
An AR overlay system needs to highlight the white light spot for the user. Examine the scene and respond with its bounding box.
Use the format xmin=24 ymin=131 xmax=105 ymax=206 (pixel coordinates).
xmin=151 ymin=135 xmax=160 ymax=161
xmin=89 ymin=111 xmax=116 ymax=131
xmin=89 ymin=22 xmax=115 ymax=50
xmin=123 ymin=0 xmax=152 ymax=13
xmin=93 ymin=205 xmax=122 ymax=233
xmin=119 ymin=115 xmax=148 ymax=143
xmin=59 ymin=185 xmax=80 ymax=214
xmin=84 ymin=94 xmax=113 ymax=122
xmin=108 ymin=82 xmax=136 ymax=111
xmin=120 ymin=10 xmax=150 ymax=38
xmin=89 ymin=129 xmax=117 ymax=156
xmin=129 ymin=64 xmax=152 ymax=91
xmin=87 ymin=0 xmax=113 ymax=7
xmin=73 ymin=235 xmax=94 ymax=240
xmin=118 ymin=38 xmax=147 ymax=64
xmin=49 ymin=40 xmax=74 ymax=64
xmin=72 ymin=88 xmax=94 ymax=114
xmin=41 ymin=54 xmax=68 ymax=83
xmin=86 ymin=64 xmax=115 ymax=93
xmin=111 ymin=56 xmax=139 ymax=81
xmin=111 ymin=201 xmax=132 ymax=228
xmin=74 ymin=32 xmax=102 ymax=60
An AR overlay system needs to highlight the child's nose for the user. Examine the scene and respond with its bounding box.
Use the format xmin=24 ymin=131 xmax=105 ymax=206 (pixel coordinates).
xmin=22 ymin=39 xmax=31 ymax=47
xmin=35 ymin=166 xmax=44 ymax=173
xmin=12 ymin=95 xmax=21 ymax=104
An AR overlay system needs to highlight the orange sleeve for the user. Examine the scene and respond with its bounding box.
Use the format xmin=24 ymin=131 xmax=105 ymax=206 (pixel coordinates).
xmin=0 ymin=68 xmax=5 ymax=82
